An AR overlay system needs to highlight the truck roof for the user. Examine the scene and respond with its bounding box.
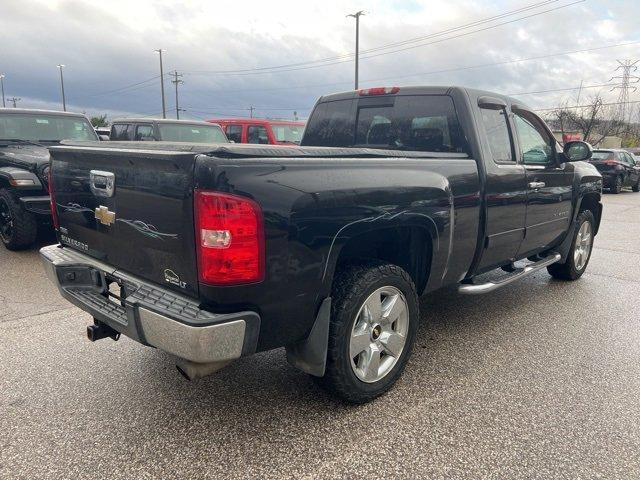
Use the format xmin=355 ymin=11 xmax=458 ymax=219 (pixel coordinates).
xmin=207 ymin=118 xmax=305 ymax=126
xmin=316 ymin=85 xmax=529 ymax=110
xmin=0 ymin=108 xmax=89 ymax=118
xmin=111 ymin=118 xmax=219 ymax=126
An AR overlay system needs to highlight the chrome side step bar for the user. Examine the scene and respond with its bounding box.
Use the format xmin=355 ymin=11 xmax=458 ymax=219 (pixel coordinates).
xmin=458 ymin=253 xmax=561 ymax=295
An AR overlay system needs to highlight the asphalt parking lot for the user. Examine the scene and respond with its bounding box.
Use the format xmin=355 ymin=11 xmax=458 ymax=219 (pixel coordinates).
xmin=1 ymin=192 xmax=640 ymax=479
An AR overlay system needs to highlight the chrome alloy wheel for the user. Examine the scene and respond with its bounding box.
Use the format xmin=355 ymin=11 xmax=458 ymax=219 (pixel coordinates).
xmin=574 ymin=220 xmax=593 ymax=271
xmin=349 ymin=286 xmax=409 ymax=383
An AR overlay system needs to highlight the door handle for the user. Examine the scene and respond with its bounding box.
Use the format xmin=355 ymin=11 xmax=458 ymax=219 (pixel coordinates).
xmin=528 ymin=181 xmax=545 ymax=189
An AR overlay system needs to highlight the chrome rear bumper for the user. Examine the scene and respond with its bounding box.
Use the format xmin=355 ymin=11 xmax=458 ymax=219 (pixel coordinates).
xmin=40 ymin=244 xmax=260 ymax=364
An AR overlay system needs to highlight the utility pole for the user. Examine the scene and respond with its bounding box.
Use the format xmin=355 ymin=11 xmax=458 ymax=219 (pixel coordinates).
xmin=9 ymin=97 xmax=20 ymax=108
xmin=155 ymin=49 xmax=166 ymax=119
xmin=171 ymin=70 xmax=184 ymax=119
xmin=249 ymin=106 xmax=255 ymax=118
xmin=610 ymin=59 xmax=640 ymax=126
xmin=57 ymin=64 xmax=66 ymax=111
xmin=0 ymin=74 xmax=5 ymax=108
xmin=576 ymin=79 xmax=583 ymax=106
xmin=347 ymin=10 xmax=365 ymax=90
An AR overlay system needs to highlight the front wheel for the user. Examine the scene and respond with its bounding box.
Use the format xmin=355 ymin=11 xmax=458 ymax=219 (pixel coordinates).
xmin=316 ymin=261 xmax=419 ymax=403
xmin=632 ymin=178 xmax=640 ymax=192
xmin=0 ymin=189 xmax=38 ymax=250
xmin=547 ymin=210 xmax=595 ymax=280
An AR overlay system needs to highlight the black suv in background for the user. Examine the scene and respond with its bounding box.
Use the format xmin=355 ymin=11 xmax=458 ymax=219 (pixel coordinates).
xmin=109 ymin=118 xmax=229 ymax=143
xmin=0 ymin=108 xmax=98 ymax=250
xmin=590 ymin=149 xmax=640 ymax=193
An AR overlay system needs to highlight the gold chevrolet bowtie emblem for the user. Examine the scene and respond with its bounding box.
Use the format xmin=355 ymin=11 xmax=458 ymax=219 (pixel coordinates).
xmin=95 ymin=206 xmax=116 ymax=226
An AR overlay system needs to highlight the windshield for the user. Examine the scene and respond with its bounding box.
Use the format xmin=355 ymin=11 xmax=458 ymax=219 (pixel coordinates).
xmin=301 ymin=94 xmax=468 ymax=153
xmin=157 ymin=123 xmax=228 ymax=143
xmin=272 ymin=124 xmax=304 ymax=144
xmin=0 ymin=113 xmax=98 ymax=142
xmin=591 ymin=151 xmax=613 ymax=161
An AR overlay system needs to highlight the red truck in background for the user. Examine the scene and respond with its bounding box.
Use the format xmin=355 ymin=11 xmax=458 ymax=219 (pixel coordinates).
xmin=207 ymin=118 xmax=305 ymax=145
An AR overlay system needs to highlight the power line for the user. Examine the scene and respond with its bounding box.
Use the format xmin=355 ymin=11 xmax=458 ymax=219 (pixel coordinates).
xmin=179 ymin=39 xmax=640 ymax=102
xmin=187 ymin=0 xmax=565 ymax=75
xmin=186 ymin=0 xmax=582 ymax=76
xmin=508 ymin=82 xmax=619 ymax=96
xmin=85 ymin=75 xmax=161 ymax=97
xmin=534 ymin=99 xmax=640 ymax=112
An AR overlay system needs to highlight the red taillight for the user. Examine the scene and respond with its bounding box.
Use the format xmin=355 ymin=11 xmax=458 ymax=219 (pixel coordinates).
xmin=194 ymin=190 xmax=264 ymax=285
xmin=358 ymin=86 xmax=400 ymax=96
xmin=48 ymin=166 xmax=59 ymax=230
xmin=604 ymin=160 xmax=618 ymax=166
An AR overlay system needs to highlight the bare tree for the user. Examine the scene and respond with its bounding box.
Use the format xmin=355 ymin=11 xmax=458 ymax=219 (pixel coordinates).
xmin=551 ymin=94 xmax=628 ymax=146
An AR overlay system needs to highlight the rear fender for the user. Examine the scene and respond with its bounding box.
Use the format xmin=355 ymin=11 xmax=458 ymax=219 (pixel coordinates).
xmin=320 ymin=190 xmax=450 ymax=295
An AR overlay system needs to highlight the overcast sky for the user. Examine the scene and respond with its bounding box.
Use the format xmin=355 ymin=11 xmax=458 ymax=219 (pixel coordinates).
xmin=1 ymin=0 xmax=639 ymax=121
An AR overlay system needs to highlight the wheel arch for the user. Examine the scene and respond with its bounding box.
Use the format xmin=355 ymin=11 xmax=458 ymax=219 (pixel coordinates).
xmin=327 ymin=222 xmax=436 ymax=296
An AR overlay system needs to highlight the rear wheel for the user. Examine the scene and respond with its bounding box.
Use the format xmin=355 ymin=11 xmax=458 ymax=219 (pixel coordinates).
xmin=316 ymin=261 xmax=419 ymax=403
xmin=0 ymin=189 xmax=38 ymax=250
xmin=632 ymin=178 xmax=640 ymax=192
xmin=547 ymin=210 xmax=595 ymax=280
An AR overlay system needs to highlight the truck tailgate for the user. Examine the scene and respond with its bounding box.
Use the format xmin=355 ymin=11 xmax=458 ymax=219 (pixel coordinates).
xmin=49 ymin=145 xmax=200 ymax=298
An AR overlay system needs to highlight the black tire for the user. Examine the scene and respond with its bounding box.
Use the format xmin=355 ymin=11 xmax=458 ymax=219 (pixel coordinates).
xmin=611 ymin=175 xmax=623 ymax=194
xmin=0 ymin=189 xmax=38 ymax=250
xmin=632 ymin=178 xmax=640 ymax=193
xmin=316 ymin=261 xmax=419 ymax=403
xmin=547 ymin=210 xmax=595 ymax=281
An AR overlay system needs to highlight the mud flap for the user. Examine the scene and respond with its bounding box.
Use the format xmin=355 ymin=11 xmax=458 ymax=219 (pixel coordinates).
xmin=285 ymin=297 xmax=331 ymax=377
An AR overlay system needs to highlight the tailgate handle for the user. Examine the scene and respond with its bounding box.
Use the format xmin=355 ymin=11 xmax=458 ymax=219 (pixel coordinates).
xmin=90 ymin=170 xmax=115 ymax=198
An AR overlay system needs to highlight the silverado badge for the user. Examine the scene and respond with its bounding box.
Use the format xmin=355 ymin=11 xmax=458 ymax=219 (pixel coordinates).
xmin=95 ymin=206 xmax=116 ymax=226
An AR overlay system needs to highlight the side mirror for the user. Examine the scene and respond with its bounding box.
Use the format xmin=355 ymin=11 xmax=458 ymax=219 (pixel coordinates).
xmin=99 ymin=135 xmax=110 ymax=141
xmin=563 ymin=140 xmax=592 ymax=162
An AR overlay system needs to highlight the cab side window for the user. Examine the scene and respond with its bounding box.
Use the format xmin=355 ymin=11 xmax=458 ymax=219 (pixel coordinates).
xmin=480 ymin=107 xmax=514 ymax=163
xmin=226 ymin=125 xmax=242 ymax=143
xmin=111 ymin=124 xmax=132 ymax=141
xmin=247 ymin=125 xmax=269 ymax=144
xmin=514 ymin=111 xmax=554 ymax=165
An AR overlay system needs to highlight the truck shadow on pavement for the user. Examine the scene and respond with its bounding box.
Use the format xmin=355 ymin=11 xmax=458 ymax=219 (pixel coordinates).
xmin=132 ymin=270 xmax=574 ymax=430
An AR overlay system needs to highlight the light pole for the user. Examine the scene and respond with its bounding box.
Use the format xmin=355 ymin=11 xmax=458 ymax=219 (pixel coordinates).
xmin=155 ymin=49 xmax=166 ymax=119
xmin=57 ymin=64 xmax=66 ymax=111
xmin=347 ymin=10 xmax=365 ymax=90
xmin=0 ymin=75 xmax=5 ymax=108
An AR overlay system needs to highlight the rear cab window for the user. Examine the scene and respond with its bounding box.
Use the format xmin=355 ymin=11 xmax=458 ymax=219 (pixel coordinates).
xmin=302 ymin=94 xmax=469 ymax=154
xmin=247 ymin=125 xmax=269 ymax=144
xmin=134 ymin=124 xmax=154 ymax=141
xmin=225 ymin=125 xmax=243 ymax=143
xmin=110 ymin=124 xmax=132 ymax=141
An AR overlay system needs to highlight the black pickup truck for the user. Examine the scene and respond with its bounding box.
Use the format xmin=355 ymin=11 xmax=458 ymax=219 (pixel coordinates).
xmin=41 ymin=86 xmax=602 ymax=403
